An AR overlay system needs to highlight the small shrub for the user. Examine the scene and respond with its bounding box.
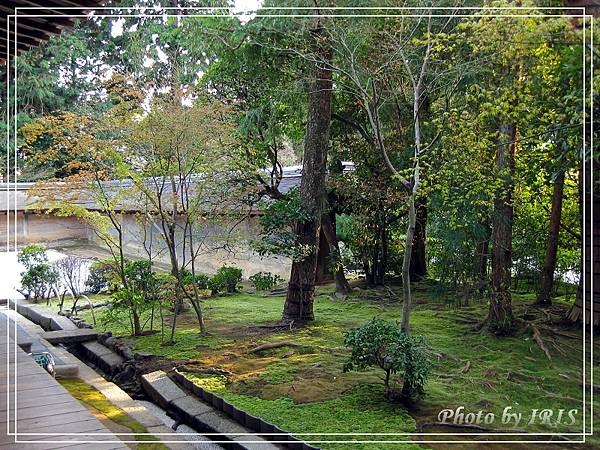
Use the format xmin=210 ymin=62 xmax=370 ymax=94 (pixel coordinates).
xmin=210 ymin=266 xmax=242 ymax=294
xmin=109 ymin=260 xmax=160 ymax=336
xmin=180 ymin=270 xmax=212 ymax=298
xmin=17 ymin=244 xmax=49 ymax=268
xmin=17 ymin=245 xmax=58 ymax=300
xmin=343 ymin=319 xmax=431 ymax=402
xmin=195 ymin=274 xmax=210 ymax=290
xmin=86 ymin=259 xmax=117 ymax=294
xmin=155 ymin=272 xmax=179 ymax=302
xmin=21 ymin=263 xmax=59 ymax=300
xmin=124 ymin=260 xmax=156 ymax=292
xmin=249 ymin=272 xmax=283 ymax=291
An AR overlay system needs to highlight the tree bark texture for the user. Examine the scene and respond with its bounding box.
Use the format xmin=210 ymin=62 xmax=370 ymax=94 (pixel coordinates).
xmin=567 ymin=155 xmax=599 ymax=326
xmin=282 ymin=22 xmax=332 ymax=322
xmin=401 ymin=194 xmax=417 ymax=333
xmin=489 ymin=123 xmax=516 ymax=335
xmin=315 ymin=230 xmax=334 ymax=284
xmin=536 ymin=170 xmax=565 ymax=305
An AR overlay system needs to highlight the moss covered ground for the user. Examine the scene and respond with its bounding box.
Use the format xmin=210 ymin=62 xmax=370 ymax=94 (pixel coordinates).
xmin=46 ymin=283 xmax=599 ymax=449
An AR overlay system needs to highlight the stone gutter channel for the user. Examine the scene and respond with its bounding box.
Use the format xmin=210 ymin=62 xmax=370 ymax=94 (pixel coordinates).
xmin=7 ymin=299 xmax=320 ymax=450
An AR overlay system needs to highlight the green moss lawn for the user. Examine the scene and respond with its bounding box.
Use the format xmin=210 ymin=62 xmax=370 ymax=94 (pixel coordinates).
xmin=44 ymin=283 xmax=599 ymax=449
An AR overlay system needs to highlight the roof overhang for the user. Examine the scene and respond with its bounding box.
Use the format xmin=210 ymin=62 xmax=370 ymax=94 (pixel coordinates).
xmin=1 ymin=1 xmax=105 ymax=64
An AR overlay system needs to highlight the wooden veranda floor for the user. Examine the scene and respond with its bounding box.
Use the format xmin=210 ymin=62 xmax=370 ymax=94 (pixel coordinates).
xmin=0 ymin=308 xmax=128 ymax=449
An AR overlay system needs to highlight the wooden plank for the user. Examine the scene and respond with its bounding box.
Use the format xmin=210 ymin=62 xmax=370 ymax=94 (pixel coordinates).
xmin=0 ymin=401 xmax=87 ymax=422
xmin=0 ymin=437 xmax=127 ymax=450
xmin=0 ymin=316 xmax=128 ymax=447
xmin=14 ymin=412 xmax=105 ymax=432
xmin=0 ymin=392 xmax=74 ymax=412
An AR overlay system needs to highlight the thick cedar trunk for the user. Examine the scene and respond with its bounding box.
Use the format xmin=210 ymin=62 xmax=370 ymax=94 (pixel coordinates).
xmin=315 ymin=230 xmax=333 ymax=284
xmin=488 ymin=123 xmax=516 ymax=335
xmin=282 ymin=22 xmax=332 ymax=322
xmin=409 ymin=196 xmax=427 ymax=280
xmin=567 ymin=155 xmax=600 ymax=326
xmin=321 ymin=213 xmax=351 ymax=296
xmin=536 ymin=170 xmax=565 ymax=305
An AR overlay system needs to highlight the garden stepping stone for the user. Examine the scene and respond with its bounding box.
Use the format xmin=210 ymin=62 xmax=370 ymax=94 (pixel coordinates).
xmin=40 ymin=328 xmax=98 ymax=344
xmin=141 ymin=370 xmax=188 ymax=409
xmin=80 ymin=341 xmax=125 ymax=375
xmin=49 ymin=314 xmax=78 ymax=331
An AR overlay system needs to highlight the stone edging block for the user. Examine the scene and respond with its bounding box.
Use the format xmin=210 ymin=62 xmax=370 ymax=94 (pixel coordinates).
xmin=171 ymin=369 xmax=320 ymax=450
xmin=141 ymin=370 xmax=187 ymax=410
xmin=80 ymin=341 xmax=125 ymax=376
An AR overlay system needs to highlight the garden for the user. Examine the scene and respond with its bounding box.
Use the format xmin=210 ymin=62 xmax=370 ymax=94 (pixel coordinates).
xmin=15 ymin=242 xmax=598 ymax=449
xmin=4 ymin=2 xmax=599 ymax=448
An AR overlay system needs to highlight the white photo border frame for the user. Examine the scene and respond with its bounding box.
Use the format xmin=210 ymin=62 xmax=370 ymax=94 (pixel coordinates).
xmin=4 ymin=4 xmax=594 ymax=446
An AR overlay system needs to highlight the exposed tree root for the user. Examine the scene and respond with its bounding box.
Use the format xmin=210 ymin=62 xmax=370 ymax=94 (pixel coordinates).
xmin=176 ymin=364 xmax=233 ymax=377
xmin=247 ymin=341 xmax=302 ymax=354
xmin=540 ymin=326 xmax=580 ymax=340
xmin=428 ymin=349 xmax=462 ymax=363
xmin=530 ymin=324 xmax=552 ymax=360
xmin=433 ymin=373 xmax=457 ymax=379
xmin=471 ymin=316 xmax=489 ymax=333
xmin=506 ymin=371 xmax=538 ymax=382
xmin=461 ymin=360 xmax=472 ymax=374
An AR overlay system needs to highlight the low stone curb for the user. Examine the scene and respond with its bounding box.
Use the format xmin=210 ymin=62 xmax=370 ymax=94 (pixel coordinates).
xmin=49 ymin=314 xmax=79 ymax=331
xmin=142 ymin=370 xmax=320 ymax=450
xmin=9 ymin=299 xmax=53 ymax=330
xmin=170 ymin=370 xmax=320 ymax=450
xmin=79 ymin=340 xmax=125 ymax=376
xmin=8 ymin=299 xmax=124 ymax=377
xmin=40 ymin=328 xmax=98 ymax=344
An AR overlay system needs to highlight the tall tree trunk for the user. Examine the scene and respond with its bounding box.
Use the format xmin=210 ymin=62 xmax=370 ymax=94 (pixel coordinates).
xmin=488 ymin=123 xmax=516 ymax=335
xmin=282 ymin=21 xmax=332 ymax=323
xmin=365 ymin=258 xmax=374 ymax=285
xmin=567 ymin=154 xmax=599 ymax=326
xmin=321 ymin=212 xmax=350 ymax=297
xmin=409 ymin=196 xmax=427 ymax=280
xmin=131 ymin=308 xmax=141 ymax=336
xmin=536 ymin=170 xmax=566 ymax=305
xmin=315 ymin=230 xmax=333 ymax=284
xmin=400 ymin=194 xmax=417 ymax=333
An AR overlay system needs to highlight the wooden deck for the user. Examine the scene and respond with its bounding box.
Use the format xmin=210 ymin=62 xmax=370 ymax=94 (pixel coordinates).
xmin=0 ymin=311 xmax=128 ymax=449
